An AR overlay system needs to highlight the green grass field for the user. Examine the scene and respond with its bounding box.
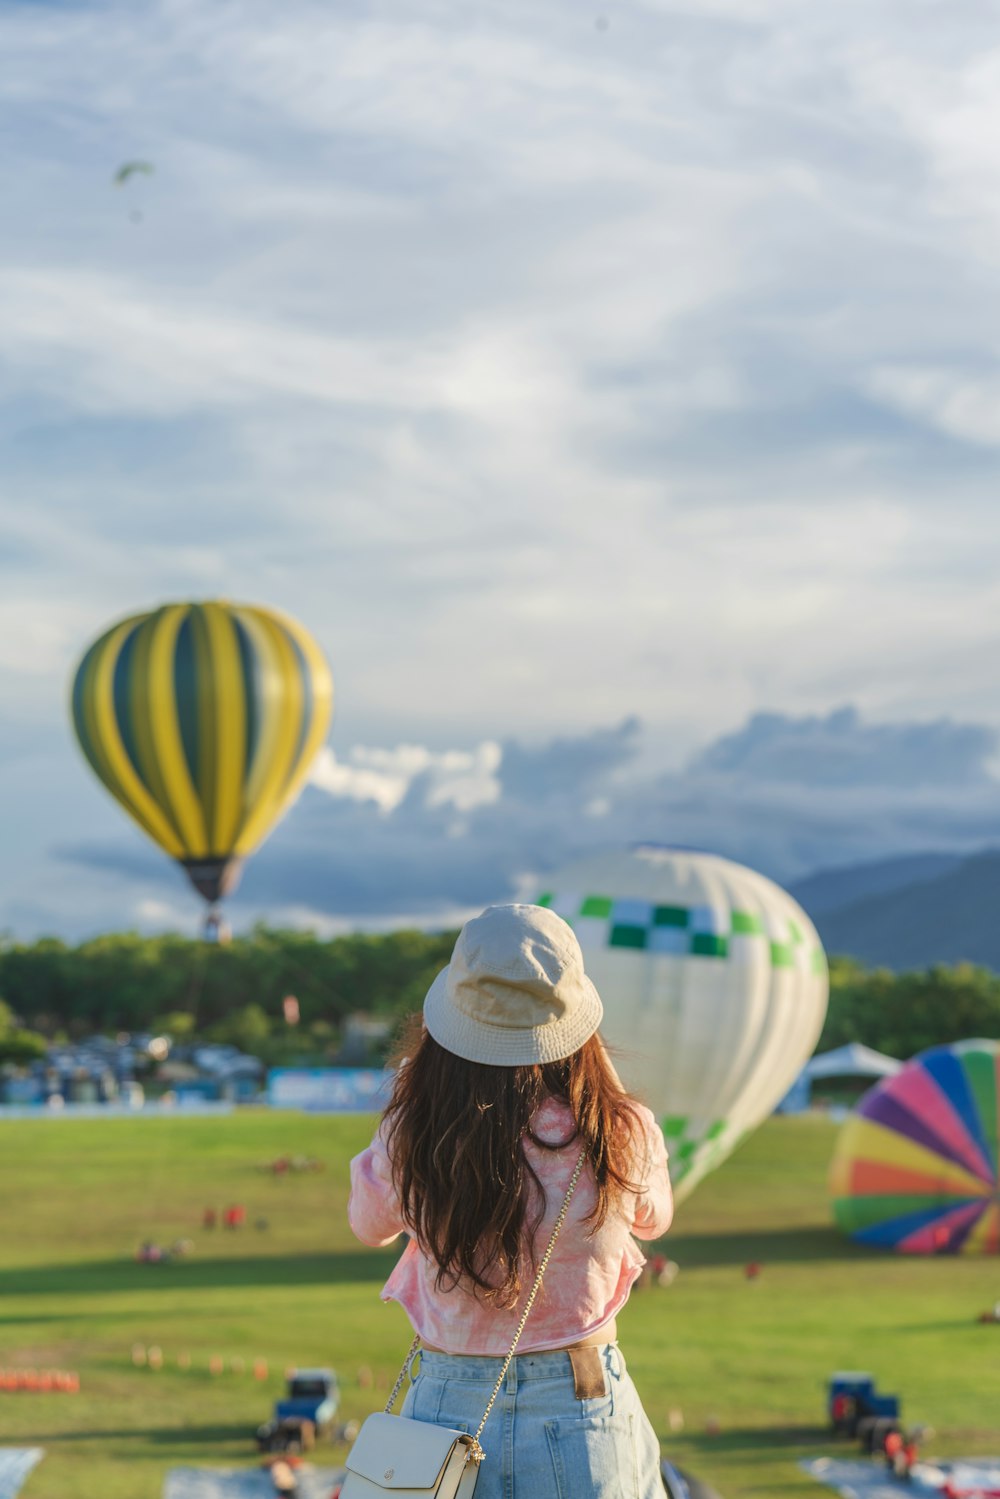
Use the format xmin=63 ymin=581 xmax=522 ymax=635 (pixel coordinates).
xmin=0 ymin=1110 xmax=997 ymax=1498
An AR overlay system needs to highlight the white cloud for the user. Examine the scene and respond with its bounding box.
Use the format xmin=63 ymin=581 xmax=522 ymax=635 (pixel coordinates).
xmin=867 ymin=365 xmax=1000 ymax=448
xmin=0 ymin=268 xmax=447 ymax=417
xmin=134 ymin=896 xmax=191 ymax=926
xmin=0 ymin=596 xmax=91 ymax=678
xmin=310 ymin=742 xmax=502 ymax=814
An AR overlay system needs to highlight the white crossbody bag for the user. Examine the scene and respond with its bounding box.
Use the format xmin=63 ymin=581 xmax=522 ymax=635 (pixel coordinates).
xmin=340 ymin=1147 xmax=587 ymax=1499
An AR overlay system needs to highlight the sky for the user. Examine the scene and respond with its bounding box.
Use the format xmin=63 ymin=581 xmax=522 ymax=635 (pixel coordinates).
xmin=5 ymin=0 xmax=1000 ymax=939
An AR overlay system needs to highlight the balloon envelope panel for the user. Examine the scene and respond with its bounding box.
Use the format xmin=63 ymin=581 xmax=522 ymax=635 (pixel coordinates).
xmin=537 ymin=846 xmax=829 ymax=1202
xmin=830 ymin=1039 xmax=1000 ymax=1254
xmin=71 ymin=601 xmax=333 ymax=904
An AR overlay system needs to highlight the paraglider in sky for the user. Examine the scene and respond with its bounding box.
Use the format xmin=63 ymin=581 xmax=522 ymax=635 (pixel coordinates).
xmin=829 ymin=1039 xmax=1000 ymax=1254
xmin=70 ymin=601 xmax=333 ymax=932
xmin=113 ymin=161 xmax=154 ymax=223
xmin=113 ymin=161 xmax=154 ymax=185
xmin=537 ymin=845 xmax=828 ymax=1202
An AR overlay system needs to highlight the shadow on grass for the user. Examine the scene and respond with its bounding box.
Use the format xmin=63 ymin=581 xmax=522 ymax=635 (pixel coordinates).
xmin=894 ymin=1318 xmax=998 ymax=1332
xmin=0 ymin=1306 xmax=183 ymax=1326
xmin=678 ymin=1425 xmax=833 ymax=1456
xmin=12 ymin=1422 xmax=252 ymax=1447
xmin=0 ymin=1229 xmax=878 ymax=1299
xmin=664 ymin=1226 xmax=875 ymax=1267
xmin=0 ymin=1248 xmax=399 ymax=1299
xmin=0 ymin=1311 xmax=126 ymax=1326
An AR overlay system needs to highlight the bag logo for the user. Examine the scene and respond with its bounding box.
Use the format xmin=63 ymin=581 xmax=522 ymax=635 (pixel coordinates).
xmin=384 ymin=1468 xmax=394 ymax=1481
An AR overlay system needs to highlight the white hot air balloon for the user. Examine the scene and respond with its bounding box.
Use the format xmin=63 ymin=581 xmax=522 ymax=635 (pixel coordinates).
xmin=536 ymin=846 xmax=828 ymax=1203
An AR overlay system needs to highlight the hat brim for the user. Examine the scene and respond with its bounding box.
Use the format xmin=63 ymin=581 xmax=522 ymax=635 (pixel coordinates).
xmin=422 ymin=965 xmax=604 ymax=1067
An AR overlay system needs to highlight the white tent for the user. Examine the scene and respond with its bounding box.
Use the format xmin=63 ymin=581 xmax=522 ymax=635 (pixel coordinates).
xmin=804 ymin=1043 xmax=902 ymax=1081
xmin=778 ymin=1043 xmax=901 ymax=1112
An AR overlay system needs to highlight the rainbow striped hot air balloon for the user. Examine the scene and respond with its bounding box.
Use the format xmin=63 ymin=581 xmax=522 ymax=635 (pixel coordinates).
xmin=830 ymin=1039 xmax=1000 ymax=1255
xmin=71 ymin=601 xmax=333 ymax=919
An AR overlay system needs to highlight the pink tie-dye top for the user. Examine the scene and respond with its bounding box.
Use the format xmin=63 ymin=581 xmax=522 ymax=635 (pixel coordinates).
xmin=347 ymin=1097 xmax=673 ymax=1356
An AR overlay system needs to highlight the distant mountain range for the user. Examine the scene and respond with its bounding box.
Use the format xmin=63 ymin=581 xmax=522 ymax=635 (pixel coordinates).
xmin=788 ymin=848 xmax=1000 ymax=971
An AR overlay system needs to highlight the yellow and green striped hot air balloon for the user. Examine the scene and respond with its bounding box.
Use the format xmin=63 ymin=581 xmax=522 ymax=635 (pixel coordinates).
xmin=70 ymin=601 xmax=333 ymax=914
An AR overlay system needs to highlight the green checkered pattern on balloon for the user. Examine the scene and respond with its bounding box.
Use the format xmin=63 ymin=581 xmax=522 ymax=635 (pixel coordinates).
xmin=536 ymin=891 xmax=825 ymax=973
xmin=661 ymin=1115 xmax=739 ymax=1186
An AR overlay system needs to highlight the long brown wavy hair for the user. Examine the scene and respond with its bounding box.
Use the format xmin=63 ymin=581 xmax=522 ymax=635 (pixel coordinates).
xmin=383 ymin=1014 xmax=644 ymax=1308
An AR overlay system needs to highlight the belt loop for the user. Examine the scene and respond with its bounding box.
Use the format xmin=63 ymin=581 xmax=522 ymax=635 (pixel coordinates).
xmin=505 ymin=1355 xmax=518 ymax=1394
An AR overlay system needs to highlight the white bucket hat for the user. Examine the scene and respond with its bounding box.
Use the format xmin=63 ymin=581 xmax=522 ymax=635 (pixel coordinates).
xmin=423 ymin=903 xmax=604 ymax=1066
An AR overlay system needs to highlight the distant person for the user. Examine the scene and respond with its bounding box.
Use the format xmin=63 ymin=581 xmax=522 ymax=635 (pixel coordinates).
xmin=656 ymin=1257 xmax=680 ymax=1288
xmin=831 ymin=1392 xmax=852 ymax=1431
xmin=348 ymin=904 xmax=673 ymax=1499
xmin=269 ymin=1458 xmax=298 ymax=1496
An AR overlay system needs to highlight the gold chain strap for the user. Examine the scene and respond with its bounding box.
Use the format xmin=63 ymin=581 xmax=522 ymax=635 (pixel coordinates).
xmin=468 ymin=1146 xmax=586 ymax=1458
xmin=383 ymin=1146 xmax=588 ymax=1467
xmin=383 ymin=1331 xmax=421 ymax=1418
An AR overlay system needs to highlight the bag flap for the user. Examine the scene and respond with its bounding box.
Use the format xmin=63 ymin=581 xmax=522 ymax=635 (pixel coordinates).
xmin=346 ymin=1412 xmax=470 ymax=1489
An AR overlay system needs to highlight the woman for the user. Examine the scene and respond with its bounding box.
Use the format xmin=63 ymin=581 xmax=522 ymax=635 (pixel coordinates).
xmin=348 ymin=903 xmax=673 ymax=1499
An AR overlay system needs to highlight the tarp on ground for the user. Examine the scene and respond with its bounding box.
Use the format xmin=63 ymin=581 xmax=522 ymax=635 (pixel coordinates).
xmin=0 ymin=1450 xmax=43 ymax=1499
xmin=165 ymin=1467 xmax=343 ymax=1498
xmin=802 ymin=1455 xmax=1000 ymax=1495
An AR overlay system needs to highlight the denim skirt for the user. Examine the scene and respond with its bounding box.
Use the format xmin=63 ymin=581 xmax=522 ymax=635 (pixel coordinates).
xmin=399 ymin=1344 xmax=663 ymax=1499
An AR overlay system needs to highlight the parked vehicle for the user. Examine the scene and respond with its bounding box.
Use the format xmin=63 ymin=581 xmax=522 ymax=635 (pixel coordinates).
xmin=827 ymin=1371 xmax=900 ymax=1441
xmin=256 ymin=1416 xmax=315 ymax=1455
xmin=276 ymin=1368 xmax=339 ymax=1428
xmin=256 ymin=1368 xmax=339 ymax=1453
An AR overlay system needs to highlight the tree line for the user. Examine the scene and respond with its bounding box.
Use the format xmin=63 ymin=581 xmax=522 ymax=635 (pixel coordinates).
xmin=0 ymin=929 xmax=997 ymax=1067
xmin=819 ymin=955 xmax=1000 ymax=1058
xmin=0 ymin=926 xmax=455 ymax=1067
